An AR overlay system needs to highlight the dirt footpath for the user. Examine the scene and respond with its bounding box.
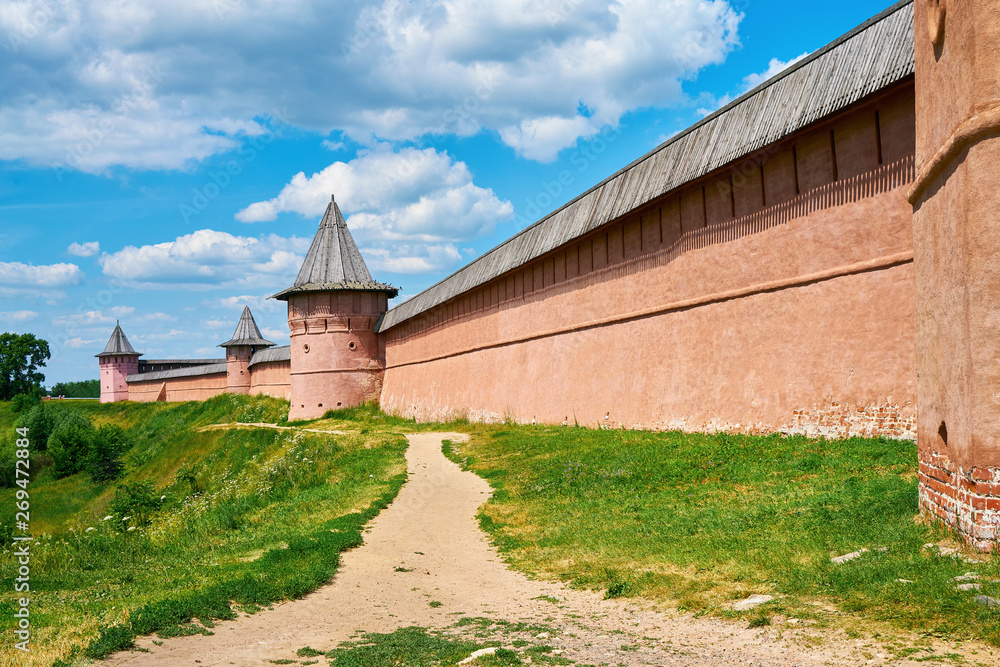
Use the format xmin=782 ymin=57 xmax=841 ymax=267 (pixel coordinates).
xmin=108 ymin=432 xmax=992 ymax=666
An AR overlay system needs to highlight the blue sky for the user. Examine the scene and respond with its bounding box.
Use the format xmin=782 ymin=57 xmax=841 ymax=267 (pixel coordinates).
xmin=0 ymin=0 xmax=894 ymax=385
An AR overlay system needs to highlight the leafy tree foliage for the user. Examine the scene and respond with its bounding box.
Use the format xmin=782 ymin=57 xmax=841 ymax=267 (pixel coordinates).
xmin=11 ymin=393 xmax=41 ymax=413
xmin=0 ymin=332 xmax=50 ymax=400
xmin=48 ymin=412 xmax=96 ymax=478
xmin=84 ymin=424 xmax=131 ymax=483
xmin=49 ymin=379 xmax=101 ymax=398
xmin=16 ymin=404 xmax=55 ymax=450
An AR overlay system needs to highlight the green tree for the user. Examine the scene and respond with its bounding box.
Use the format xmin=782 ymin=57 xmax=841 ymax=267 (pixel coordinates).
xmin=48 ymin=412 xmax=95 ymax=478
xmin=49 ymin=379 xmax=100 ymax=398
xmin=84 ymin=424 xmax=131 ymax=483
xmin=16 ymin=404 xmax=55 ymax=450
xmin=0 ymin=333 xmax=50 ymax=400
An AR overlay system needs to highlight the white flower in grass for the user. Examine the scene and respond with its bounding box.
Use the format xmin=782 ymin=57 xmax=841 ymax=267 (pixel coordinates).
xmin=86 ymin=527 xmax=95 ymax=532
xmin=103 ymin=515 xmax=112 ymax=521
xmin=127 ymin=527 xmax=136 ymax=532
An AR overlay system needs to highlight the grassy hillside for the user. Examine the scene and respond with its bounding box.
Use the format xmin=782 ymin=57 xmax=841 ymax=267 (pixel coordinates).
xmin=0 ymin=396 xmax=410 ymax=666
xmin=446 ymin=426 xmax=1000 ymax=648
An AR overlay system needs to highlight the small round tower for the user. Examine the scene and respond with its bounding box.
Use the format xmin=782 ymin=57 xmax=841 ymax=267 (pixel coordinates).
xmin=96 ymin=322 xmax=141 ymax=403
xmin=273 ymin=195 xmax=398 ymax=420
xmin=219 ymin=306 xmax=274 ymax=394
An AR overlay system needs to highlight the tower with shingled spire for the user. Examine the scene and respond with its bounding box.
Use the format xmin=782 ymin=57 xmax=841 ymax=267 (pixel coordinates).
xmin=273 ymin=195 xmax=398 ymax=420
xmin=96 ymin=321 xmax=141 ymax=403
xmin=219 ymin=307 xmax=274 ymax=395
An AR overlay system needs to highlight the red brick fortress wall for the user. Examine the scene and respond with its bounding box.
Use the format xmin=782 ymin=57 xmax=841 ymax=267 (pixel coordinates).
xmin=381 ymin=84 xmax=918 ymax=437
xmin=911 ymin=0 xmax=1000 ymax=550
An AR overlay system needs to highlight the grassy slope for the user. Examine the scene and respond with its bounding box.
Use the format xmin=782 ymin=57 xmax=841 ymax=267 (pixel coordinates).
xmin=0 ymin=396 xmax=410 ymax=666
xmin=446 ymin=426 xmax=1000 ymax=648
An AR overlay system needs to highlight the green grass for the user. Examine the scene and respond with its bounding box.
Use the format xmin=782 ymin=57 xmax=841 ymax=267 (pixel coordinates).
xmin=445 ymin=425 xmax=1000 ymax=645
xmin=0 ymin=395 xmax=408 ymax=666
xmin=325 ymin=626 xmax=523 ymax=666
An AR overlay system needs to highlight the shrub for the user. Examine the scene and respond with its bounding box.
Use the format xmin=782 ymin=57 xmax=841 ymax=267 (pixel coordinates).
xmin=109 ymin=481 xmax=161 ymax=530
xmin=11 ymin=392 xmax=41 ymax=413
xmin=84 ymin=424 xmax=131 ymax=483
xmin=0 ymin=434 xmax=15 ymax=488
xmin=48 ymin=412 xmax=95 ymax=478
xmin=16 ymin=403 xmax=55 ymax=450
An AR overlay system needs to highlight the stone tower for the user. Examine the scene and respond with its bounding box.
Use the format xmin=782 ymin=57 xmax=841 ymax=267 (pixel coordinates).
xmin=912 ymin=0 xmax=1000 ymax=548
xmin=274 ymin=195 xmax=398 ymax=420
xmin=96 ymin=322 xmax=141 ymax=403
xmin=219 ymin=307 xmax=274 ymax=395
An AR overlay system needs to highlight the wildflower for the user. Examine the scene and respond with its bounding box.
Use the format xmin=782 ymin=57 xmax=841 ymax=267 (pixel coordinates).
xmin=86 ymin=527 xmax=95 ymax=533
xmin=103 ymin=515 xmax=113 ymax=521
xmin=160 ymin=495 xmax=166 ymax=501
xmin=127 ymin=527 xmax=136 ymax=532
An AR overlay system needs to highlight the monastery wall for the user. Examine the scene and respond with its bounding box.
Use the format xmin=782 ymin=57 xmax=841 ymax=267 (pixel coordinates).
xmin=380 ymin=84 xmax=919 ymax=436
xmin=128 ymin=371 xmax=227 ymax=403
xmin=249 ymin=360 xmax=292 ymax=399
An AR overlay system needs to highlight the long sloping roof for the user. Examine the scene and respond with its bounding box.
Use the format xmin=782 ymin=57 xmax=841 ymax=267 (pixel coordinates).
xmin=378 ymin=0 xmax=914 ymax=332
xmin=249 ymin=345 xmax=290 ymax=367
xmin=219 ymin=306 xmax=274 ymax=347
xmin=273 ymin=196 xmax=398 ymax=300
xmin=96 ymin=322 xmax=141 ymax=357
xmin=126 ymin=362 xmax=227 ymax=383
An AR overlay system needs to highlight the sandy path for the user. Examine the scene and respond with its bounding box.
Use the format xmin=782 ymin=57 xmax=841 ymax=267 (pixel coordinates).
xmin=108 ymin=432 xmax=993 ymax=666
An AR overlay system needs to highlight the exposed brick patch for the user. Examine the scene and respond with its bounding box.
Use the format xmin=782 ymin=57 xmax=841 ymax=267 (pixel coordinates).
xmin=919 ymin=452 xmax=1000 ymax=551
xmin=782 ymin=400 xmax=916 ymax=440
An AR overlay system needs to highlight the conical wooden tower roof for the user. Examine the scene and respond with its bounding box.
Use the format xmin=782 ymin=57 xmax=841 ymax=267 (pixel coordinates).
xmin=219 ymin=306 xmax=275 ymax=347
xmin=96 ymin=322 xmax=141 ymax=357
xmin=273 ymin=195 xmax=398 ymax=300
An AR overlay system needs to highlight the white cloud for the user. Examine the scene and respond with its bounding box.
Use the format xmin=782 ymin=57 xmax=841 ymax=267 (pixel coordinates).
xmin=0 ymin=310 xmax=38 ymax=322
xmin=67 ymin=241 xmax=100 ymax=257
xmin=237 ymin=146 xmax=510 ymax=238
xmin=213 ymin=294 xmax=284 ymax=313
xmin=65 ymin=337 xmax=101 ymax=348
xmin=52 ymin=306 xmax=174 ymax=327
xmin=236 ymin=146 xmax=511 ymax=275
xmin=98 ymin=230 xmax=310 ymax=290
xmin=0 ymin=0 xmax=742 ymax=169
xmin=362 ymin=244 xmax=463 ymax=274
xmin=261 ymin=326 xmax=289 ymax=341
xmin=0 ymin=261 xmax=83 ymax=287
xmin=740 ymin=52 xmax=809 ymax=92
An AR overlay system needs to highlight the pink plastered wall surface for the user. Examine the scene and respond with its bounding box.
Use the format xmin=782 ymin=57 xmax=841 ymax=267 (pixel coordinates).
xmin=380 ymin=86 xmax=918 ymax=437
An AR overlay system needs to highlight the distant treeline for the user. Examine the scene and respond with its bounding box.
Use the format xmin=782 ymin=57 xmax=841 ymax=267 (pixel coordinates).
xmin=49 ymin=379 xmax=100 ymax=398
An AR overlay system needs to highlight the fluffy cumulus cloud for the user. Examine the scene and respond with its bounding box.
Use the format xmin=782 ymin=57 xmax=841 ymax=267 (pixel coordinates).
xmin=98 ymin=229 xmax=310 ymax=290
xmin=67 ymin=240 xmax=100 ymax=257
xmin=237 ymin=146 xmax=512 ymax=274
xmin=0 ymin=260 xmax=83 ymax=299
xmin=0 ymin=0 xmax=742 ymax=170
